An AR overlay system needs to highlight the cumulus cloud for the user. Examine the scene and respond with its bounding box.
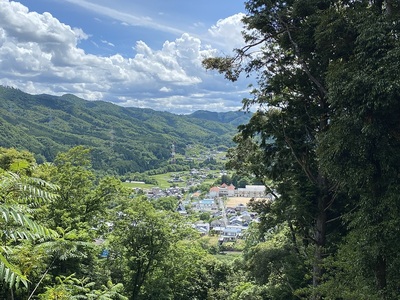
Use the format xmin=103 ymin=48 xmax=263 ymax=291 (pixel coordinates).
xmin=160 ymin=87 xmax=172 ymax=93
xmin=207 ymin=13 xmax=246 ymax=52
xmin=0 ymin=0 xmax=250 ymax=113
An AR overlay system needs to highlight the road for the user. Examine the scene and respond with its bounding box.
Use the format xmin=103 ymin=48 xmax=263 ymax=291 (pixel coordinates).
xmin=218 ymin=197 xmax=228 ymax=227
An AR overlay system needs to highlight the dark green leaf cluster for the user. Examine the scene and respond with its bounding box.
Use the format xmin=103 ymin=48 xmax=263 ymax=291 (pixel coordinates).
xmin=204 ymin=0 xmax=400 ymax=299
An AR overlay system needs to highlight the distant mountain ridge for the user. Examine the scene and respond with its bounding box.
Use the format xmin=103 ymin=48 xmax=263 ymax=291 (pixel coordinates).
xmin=0 ymin=86 xmax=250 ymax=174
xmin=189 ymin=110 xmax=252 ymax=127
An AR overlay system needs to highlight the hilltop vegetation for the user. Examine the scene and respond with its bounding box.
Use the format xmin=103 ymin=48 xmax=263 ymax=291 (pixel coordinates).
xmin=0 ymin=86 xmax=250 ymax=175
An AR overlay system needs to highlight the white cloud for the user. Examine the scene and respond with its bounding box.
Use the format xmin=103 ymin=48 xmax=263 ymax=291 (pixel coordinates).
xmin=193 ymin=22 xmax=205 ymax=28
xmin=0 ymin=0 xmax=251 ymax=113
xmin=207 ymin=13 xmax=246 ymax=52
xmin=101 ymin=40 xmax=115 ymax=47
xmin=160 ymin=87 xmax=172 ymax=93
xmin=62 ymin=0 xmax=185 ymax=36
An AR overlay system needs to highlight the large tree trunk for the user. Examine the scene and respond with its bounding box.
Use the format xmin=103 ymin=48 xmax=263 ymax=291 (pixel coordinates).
xmin=375 ymin=255 xmax=387 ymax=298
xmin=311 ymin=195 xmax=328 ymax=300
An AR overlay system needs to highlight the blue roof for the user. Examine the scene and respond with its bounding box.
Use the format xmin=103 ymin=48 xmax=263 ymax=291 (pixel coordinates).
xmin=224 ymin=228 xmax=242 ymax=233
xmin=200 ymin=199 xmax=214 ymax=204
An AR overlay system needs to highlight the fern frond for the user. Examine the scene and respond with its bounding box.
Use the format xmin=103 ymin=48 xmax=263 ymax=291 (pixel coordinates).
xmin=0 ymin=252 xmax=28 ymax=288
xmin=0 ymin=206 xmax=58 ymax=240
xmin=0 ymin=171 xmax=59 ymax=206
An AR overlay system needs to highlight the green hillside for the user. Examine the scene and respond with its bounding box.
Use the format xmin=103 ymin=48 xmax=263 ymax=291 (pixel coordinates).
xmin=189 ymin=109 xmax=252 ymax=126
xmin=0 ymin=86 xmax=250 ymax=175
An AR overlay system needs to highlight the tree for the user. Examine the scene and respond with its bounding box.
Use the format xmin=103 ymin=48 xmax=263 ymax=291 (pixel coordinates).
xmin=0 ymin=147 xmax=36 ymax=176
xmin=0 ymin=160 xmax=58 ymax=296
xmin=48 ymin=146 xmax=96 ymax=231
xmin=204 ymin=0 xmax=345 ymax=297
xmin=38 ymin=274 xmax=128 ymax=300
xmin=244 ymin=223 xmax=307 ymax=299
xmin=204 ymin=0 xmax=400 ymax=298
xmin=140 ymin=240 xmax=213 ymax=300
xmin=150 ymin=196 xmax=178 ymax=212
xmin=35 ymin=147 xmax=129 ymax=297
xmin=108 ymin=198 xmax=176 ymax=300
xmin=108 ymin=195 xmax=215 ymax=300
xmin=318 ymin=8 xmax=400 ymax=298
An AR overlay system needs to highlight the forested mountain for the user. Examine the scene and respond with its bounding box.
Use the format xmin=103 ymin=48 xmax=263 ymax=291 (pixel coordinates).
xmin=189 ymin=110 xmax=251 ymax=126
xmin=0 ymin=86 xmax=250 ymax=174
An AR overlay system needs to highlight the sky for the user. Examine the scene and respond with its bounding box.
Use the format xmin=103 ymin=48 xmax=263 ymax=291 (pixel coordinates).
xmin=0 ymin=0 xmax=253 ymax=114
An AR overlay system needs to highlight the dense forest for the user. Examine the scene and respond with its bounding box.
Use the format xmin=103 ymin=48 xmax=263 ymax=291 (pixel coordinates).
xmin=1 ymin=0 xmax=400 ymax=299
xmin=0 ymin=86 xmax=249 ymax=175
xmin=202 ymin=0 xmax=400 ymax=298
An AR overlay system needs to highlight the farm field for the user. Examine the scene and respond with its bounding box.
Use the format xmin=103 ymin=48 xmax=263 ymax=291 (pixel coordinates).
xmin=225 ymin=197 xmax=252 ymax=207
xmin=122 ymin=171 xmax=220 ymax=189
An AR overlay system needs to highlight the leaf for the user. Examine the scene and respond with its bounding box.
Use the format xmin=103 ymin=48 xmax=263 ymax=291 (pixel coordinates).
xmin=0 ymin=252 xmax=28 ymax=288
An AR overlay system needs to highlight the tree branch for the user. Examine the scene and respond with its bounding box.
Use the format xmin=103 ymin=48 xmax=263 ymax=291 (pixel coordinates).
xmin=279 ymin=18 xmax=328 ymax=98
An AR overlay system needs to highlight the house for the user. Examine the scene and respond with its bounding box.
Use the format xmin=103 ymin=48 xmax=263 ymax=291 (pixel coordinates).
xmin=225 ymin=207 xmax=237 ymax=215
xmin=176 ymin=201 xmax=187 ymax=216
xmin=190 ymin=168 xmax=200 ymax=175
xmin=208 ymin=183 xmax=236 ymax=197
xmin=235 ymin=185 xmax=266 ymax=198
xmin=219 ymin=183 xmax=229 ymax=196
xmin=229 ymin=218 xmax=243 ymax=227
xmin=151 ymin=187 xmax=162 ymax=194
xmin=209 ymin=186 xmax=219 ymax=198
xmin=221 ymin=226 xmax=243 ymax=242
xmin=194 ymin=221 xmax=210 ymax=235
xmin=212 ymin=226 xmax=225 ymax=234
xmin=191 ymin=191 xmax=201 ymax=199
xmin=235 ymin=203 xmax=247 ymax=212
xmin=227 ymin=184 xmax=236 ymax=197
xmin=210 ymin=219 xmax=225 ymax=229
xmin=193 ymin=198 xmax=218 ymax=211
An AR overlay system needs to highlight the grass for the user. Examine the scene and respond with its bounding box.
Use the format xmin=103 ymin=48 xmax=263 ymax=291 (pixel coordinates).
xmin=122 ymin=170 xmax=224 ymax=190
xmin=199 ymin=235 xmax=245 ymax=263
xmin=200 ymin=235 xmax=220 ymax=246
xmin=122 ymin=172 xmax=185 ymax=189
xmin=214 ymin=251 xmax=243 ymax=263
xmin=153 ymin=173 xmax=182 ymax=188
xmin=122 ymin=181 xmax=153 ymax=189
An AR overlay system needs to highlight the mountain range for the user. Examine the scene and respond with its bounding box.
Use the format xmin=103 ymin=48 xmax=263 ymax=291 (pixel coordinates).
xmin=0 ymin=86 xmax=251 ymax=175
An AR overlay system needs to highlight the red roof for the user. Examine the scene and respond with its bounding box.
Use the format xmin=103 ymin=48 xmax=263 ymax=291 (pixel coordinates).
xmin=210 ymin=186 xmax=219 ymax=192
xmin=227 ymin=184 xmax=235 ymax=190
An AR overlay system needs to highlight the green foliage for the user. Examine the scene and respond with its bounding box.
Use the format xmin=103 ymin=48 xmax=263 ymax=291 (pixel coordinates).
xmin=318 ymin=10 xmax=400 ymax=298
xmin=0 ymin=146 xmax=254 ymax=299
xmin=47 ymin=146 xmax=125 ymax=234
xmin=199 ymin=211 xmax=211 ymax=222
xmin=0 ymin=147 xmax=36 ymax=175
xmin=108 ymin=198 xmax=191 ymax=299
xmin=0 ymin=164 xmax=59 ymax=291
xmin=203 ymin=0 xmax=400 ymax=298
xmin=209 ymin=3 xmax=340 ymax=293
xmin=140 ymin=240 xmax=212 ymax=300
xmin=38 ymin=274 xmax=128 ymax=300
xmin=150 ymin=196 xmax=179 ymax=212
xmin=244 ymin=224 xmax=307 ymax=300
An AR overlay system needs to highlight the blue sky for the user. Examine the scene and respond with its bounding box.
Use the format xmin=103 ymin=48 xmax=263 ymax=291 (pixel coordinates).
xmin=0 ymin=0 xmax=253 ymax=114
